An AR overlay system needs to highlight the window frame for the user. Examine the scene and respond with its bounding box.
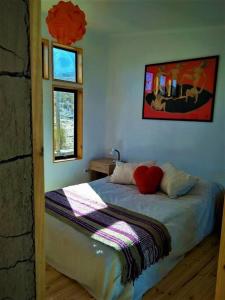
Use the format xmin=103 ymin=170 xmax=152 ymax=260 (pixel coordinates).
xmin=51 ymin=42 xmax=83 ymax=163
xmin=51 ymin=42 xmax=83 ymax=84
xmin=41 ymin=38 xmax=49 ymax=79
xmin=52 ymin=87 xmax=78 ymax=162
xmin=52 ymin=45 xmax=77 ymax=83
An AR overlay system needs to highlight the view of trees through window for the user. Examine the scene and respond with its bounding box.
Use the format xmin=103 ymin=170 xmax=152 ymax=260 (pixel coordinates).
xmin=53 ymin=89 xmax=76 ymax=160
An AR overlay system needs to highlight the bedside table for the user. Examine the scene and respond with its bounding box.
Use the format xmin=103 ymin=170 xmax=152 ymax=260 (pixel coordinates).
xmin=89 ymin=158 xmax=116 ymax=180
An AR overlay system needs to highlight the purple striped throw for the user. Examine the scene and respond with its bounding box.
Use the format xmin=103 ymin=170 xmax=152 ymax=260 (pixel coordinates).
xmin=45 ymin=185 xmax=171 ymax=284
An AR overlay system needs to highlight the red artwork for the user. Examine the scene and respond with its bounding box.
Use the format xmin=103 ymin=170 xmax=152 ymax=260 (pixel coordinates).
xmin=46 ymin=1 xmax=87 ymax=46
xmin=142 ymin=56 xmax=219 ymax=122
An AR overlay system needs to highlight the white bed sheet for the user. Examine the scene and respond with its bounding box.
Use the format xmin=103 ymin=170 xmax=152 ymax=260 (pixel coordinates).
xmin=45 ymin=178 xmax=222 ymax=300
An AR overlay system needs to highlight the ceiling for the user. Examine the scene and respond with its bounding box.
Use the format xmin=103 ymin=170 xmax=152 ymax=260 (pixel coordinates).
xmin=41 ymin=0 xmax=225 ymax=35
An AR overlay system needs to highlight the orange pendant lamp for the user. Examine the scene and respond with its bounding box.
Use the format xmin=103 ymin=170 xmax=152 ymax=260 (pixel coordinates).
xmin=46 ymin=1 xmax=87 ymax=46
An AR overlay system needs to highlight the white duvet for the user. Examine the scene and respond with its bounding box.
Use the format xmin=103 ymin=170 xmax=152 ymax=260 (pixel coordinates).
xmin=45 ymin=178 xmax=222 ymax=300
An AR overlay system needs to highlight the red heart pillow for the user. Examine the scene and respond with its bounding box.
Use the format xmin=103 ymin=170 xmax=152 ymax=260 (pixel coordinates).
xmin=133 ymin=166 xmax=163 ymax=194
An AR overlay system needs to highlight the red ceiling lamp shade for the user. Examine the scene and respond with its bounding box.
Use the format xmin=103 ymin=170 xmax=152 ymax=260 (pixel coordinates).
xmin=46 ymin=1 xmax=87 ymax=46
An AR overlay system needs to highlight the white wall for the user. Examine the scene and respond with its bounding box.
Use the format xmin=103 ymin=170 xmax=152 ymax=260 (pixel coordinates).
xmin=42 ymin=14 xmax=109 ymax=191
xmin=104 ymin=26 xmax=225 ymax=181
xmin=42 ymin=5 xmax=225 ymax=190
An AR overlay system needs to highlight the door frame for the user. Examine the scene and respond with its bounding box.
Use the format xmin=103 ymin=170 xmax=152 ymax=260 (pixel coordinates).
xmin=215 ymin=199 xmax=225 ymax=300
xmin=29 ymin=1 xmax=225 ymax=299
xmin=29 ymin=1 xmax=45 ymax=299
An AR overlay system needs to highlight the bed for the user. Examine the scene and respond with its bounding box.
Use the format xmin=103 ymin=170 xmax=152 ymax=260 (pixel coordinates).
xmin=45 ymin=176 xmax=222 ymax=300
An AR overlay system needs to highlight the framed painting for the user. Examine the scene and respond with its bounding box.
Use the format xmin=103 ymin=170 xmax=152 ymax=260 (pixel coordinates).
xmin=142 ymin=56 xmax=219 ymax=122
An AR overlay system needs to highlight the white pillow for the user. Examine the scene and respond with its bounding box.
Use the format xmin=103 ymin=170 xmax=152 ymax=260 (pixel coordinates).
xmin=110 ymin=160 xmax=155 ymax=185
xmin=160 ymin=162 xmax=198 ymax=198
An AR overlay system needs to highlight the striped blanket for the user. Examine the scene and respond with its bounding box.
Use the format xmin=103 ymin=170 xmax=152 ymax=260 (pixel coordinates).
xmin=45 ymin=187 xmax=171 ymax=284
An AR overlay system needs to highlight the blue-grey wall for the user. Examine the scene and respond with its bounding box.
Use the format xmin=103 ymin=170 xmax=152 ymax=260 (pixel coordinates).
xmin=42 ymin=13 xmax=109 ymax=191
xmin=104 ymin=26 xmax=225 ymax=182
xmin=42 ymin=9 xmax=225 ymax=190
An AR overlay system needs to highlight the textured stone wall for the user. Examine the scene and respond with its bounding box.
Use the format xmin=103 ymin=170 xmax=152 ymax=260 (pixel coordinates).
xmin=0 ymin=0 xmax=35 ymax=299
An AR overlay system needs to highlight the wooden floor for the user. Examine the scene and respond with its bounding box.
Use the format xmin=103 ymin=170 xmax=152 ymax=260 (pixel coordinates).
xmin=46 ymin=234 xmax=219 ymax=300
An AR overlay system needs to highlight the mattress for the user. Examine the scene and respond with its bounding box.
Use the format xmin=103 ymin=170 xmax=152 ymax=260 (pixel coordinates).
xmin=45 ymin=177 xmax=222 ymax=300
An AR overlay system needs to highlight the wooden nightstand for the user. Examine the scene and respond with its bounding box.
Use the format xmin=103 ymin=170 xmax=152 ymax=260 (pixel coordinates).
xmin=89 ymin=158 xmax=116 ymax=180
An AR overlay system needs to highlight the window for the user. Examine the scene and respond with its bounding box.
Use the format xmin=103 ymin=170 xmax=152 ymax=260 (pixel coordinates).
xmin=52 ymin=43 xmax=83 ymax=162
xmin=52 ymin=43 xmax=83 ymax=84
xmin=53 ymin=46 xmax=77 ymax=82
xmin=53 ymin=88 xmax=77 ymax=161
